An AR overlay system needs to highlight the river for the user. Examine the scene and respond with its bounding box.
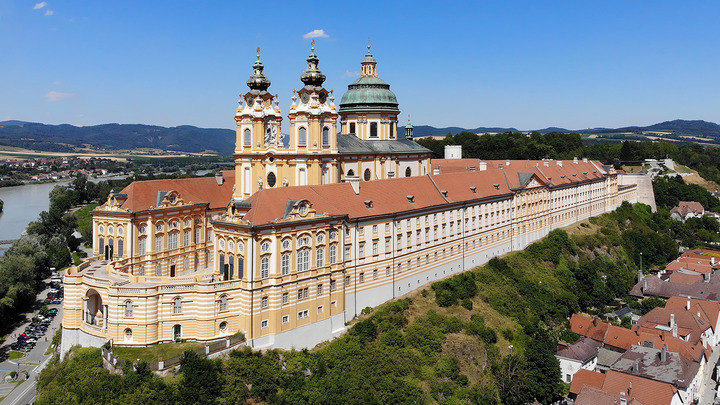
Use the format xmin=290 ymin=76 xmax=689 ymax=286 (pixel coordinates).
xmin=0 ymin=175 xmax=129 ymax=255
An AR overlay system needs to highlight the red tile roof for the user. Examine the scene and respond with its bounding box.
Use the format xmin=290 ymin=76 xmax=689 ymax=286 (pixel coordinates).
xmin=575 ymin=385 xmax=642 ymax=405
xmin=571 ymin=314 xmax=609 ymax=341
xmin=670 ymin=201 xmax=704 ymax=217
xmin=602 ymin=370 xmax=678 ymax=405
xmin=570 ymin=369 xmax=606 ymax=395
xmin=109 ymin=171 xmax=235 ymax=212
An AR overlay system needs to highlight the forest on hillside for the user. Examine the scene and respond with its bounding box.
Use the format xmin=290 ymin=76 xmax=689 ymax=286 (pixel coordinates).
xmin=417 ymin=131 xmax=720 ymax=186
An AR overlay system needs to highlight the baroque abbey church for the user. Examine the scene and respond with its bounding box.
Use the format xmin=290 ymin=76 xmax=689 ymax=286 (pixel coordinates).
xmin=61 ymin=43 xmax=638 ymax=353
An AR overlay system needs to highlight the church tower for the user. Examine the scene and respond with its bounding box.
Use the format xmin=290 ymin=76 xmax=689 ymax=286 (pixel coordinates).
xmin=286 ymin=40 xmax=340 ymax=185
xmin=338 ymin=45 xmax=400 ymax=140
xmin=233 ymin=48 xmax=283 ymax=200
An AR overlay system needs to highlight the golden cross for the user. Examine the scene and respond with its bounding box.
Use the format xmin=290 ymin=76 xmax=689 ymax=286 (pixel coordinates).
xmin=367 ymin=38 xmax=371 ymax=51
xmin=256 ymin=47 xmax=260 ymax=59
xmin=311 ymin=39 xmax=315 ymax=52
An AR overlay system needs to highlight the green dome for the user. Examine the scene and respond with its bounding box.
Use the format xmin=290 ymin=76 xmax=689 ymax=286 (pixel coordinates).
xmin=339 ymin=75 xmax=399 ymax=113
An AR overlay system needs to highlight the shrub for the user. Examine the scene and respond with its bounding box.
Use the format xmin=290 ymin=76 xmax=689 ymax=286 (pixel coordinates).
xmin=461 ymin=298 xmax=473 ymax=310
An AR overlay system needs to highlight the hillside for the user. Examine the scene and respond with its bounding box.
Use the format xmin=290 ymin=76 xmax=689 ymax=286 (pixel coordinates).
xmin=0 ymin=121 xmax=235 ymax=154
xmin=404 ymin=119 xmax=720 ymax=141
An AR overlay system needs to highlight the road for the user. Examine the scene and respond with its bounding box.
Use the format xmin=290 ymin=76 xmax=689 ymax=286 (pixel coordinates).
xmin=0 ymin=285 xmax=63 ymax=405
xmin=699 ymin=342 xmax=720 ymax=405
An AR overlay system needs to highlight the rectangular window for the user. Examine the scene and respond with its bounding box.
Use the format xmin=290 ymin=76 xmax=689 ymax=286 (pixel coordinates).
xmin=370 ymin=122 xmax=378 ymax=138
xmin=261 ymin=319 xmax=268 ymax=328
xmin=385 ymin=238 xmax=390 ymax=251
xmin=261 ymin=296 xmax=268 ymax=308
xmin=330 ymin=279 xmax=336 ymax=291
xmin=194 ymin=228 xmax=200 ymax=244
xmin=261 ymin=257 xmax=269 ymax=279
xmin=372 ymin=241 xmax=378 ymax=255
xmin=359 ymin=226 xmax=364 ymax=236
xmin=298 ymin=310 xmax=309 ymax=319
xmin=303 ymin=287 xmax=309 ymax=298
xmin=282 ymin=315 xmax=289 ymax=324
xmin=372 ymin=224 xmax=377 ymax=234
xmin=155 ymin=235 xmax=163 ymax=252
xmin=359 ymin=272 xmax=364 ymax=283
xmin=386 ymin=267 xmax=390 ymax=276
xmin=168 ymin=233 xmax=178 ymax=250
xmin=385 ymin=223 xmax=390 ymax=232
xmin=345 ymin=275 xmax=350 ymax=286
xmin=183 ymin=230 xmax=190 ymax=247
xmin=298 ymin=289 xmax=304 ymax=300
xmin=317 ymin=305 xmax=324 ymax=314
xmin=331 ymin=300 xmax=337 ymax=307
xmin=358 ymin=242 xmax=365 ymax=258
xmin=349 ymin=122 xmax=356 ymax=134
xmin=373 ymin=269 xmax=378 ymax=279
xmin=282 ymin=292 xmax=288 ymax=304
xmin=344 ymin=246 xmax=351 ymax=260
xmin=317 ymin=284 xmax=323 ymax=296
xmin=138 ymin=238 xmax=146 ymax=255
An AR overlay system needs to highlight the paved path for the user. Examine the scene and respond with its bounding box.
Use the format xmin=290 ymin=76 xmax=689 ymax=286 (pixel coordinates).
xmin=698 ymin=342 xmax=720 ymax=405
xmin=0 ymin=283 xmax=63 ymax=405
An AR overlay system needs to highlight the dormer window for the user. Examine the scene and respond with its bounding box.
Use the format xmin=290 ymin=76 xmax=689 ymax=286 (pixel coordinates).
xmin=493 ymin=183 xmax=500 ymax=189
xmin=440 ymin=190 xmax=448 ymax=197
xmin=299 ymin=202 xmax=308 ymax=215
xmin=406 ymin=195 xmax=415 ymax=203
xmin=470 ymin=186 xmax=476 ymax=193
xmin=364 ymin=200 xmax=373 ymax=208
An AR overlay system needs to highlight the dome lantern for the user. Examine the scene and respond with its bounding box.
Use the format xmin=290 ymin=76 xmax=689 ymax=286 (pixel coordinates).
xmin=300 ymin=39 xmax=326 ymax=90
xmin=246 ymin=47 xmax=271 ymax=92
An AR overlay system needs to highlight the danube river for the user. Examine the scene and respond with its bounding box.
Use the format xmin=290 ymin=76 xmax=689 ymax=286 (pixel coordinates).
xmin=0 ymin=176 xmax=128 ymax=255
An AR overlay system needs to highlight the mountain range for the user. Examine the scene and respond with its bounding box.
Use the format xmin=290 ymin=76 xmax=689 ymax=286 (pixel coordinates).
xmin=1 ymin=119 xmax=720 ymax=155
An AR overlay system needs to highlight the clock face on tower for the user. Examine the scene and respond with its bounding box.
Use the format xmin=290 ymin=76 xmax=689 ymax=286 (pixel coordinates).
xmin=318 ymin=92 xmax=327 ymax=104
xmin=300 ymin=92 xmax=310 ymax=103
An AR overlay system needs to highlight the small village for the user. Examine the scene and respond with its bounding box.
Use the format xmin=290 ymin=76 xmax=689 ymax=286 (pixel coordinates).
xmin=0 ymin=156 xmax=127 ymax=184
xmin=560 ymin=246 xmax=720 ymax=404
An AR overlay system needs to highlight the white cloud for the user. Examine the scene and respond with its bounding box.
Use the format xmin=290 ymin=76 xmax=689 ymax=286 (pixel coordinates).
xmin=303 ymin=29 xmax=329 ymax=39
xmin=342 ymin=70 xmax=361 ymax=78
xmin=33 ymin=2 xmax=47 ymax=9
xmin=45 ymin=91 xmax=75 ymax=102
xmin=44 ymin=9 xmax=54 ymax=16
xmin=53 ymin=81 xmax=62 ymax=86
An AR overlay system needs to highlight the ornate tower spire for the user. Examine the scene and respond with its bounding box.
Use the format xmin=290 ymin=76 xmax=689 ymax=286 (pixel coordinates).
xmin=247 ymin=47 xmax=271 ymax=92
xmin=300 ymin=39 xmax=326 ymax=90
xmin=361 ymin=41 xmax=378 ymax=77
xmin=405 ymin=114 xmax=414 ymax=140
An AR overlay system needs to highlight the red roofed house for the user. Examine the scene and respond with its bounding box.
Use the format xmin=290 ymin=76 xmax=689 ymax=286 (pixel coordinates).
xmin=60 ymin=46 xmax=639 ymax=355
xmin=671 ymin=201 xmax=704 ymax=222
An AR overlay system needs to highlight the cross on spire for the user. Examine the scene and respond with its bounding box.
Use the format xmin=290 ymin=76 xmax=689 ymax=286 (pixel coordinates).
xmin=256 ymin=46 xmax=260 ymax=59
xmin=311 ymin=39 xmax=315 ymax=53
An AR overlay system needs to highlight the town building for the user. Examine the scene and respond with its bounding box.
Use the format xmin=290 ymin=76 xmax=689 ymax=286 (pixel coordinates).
xmin=60 ymin=45 xmax=638 ymax=354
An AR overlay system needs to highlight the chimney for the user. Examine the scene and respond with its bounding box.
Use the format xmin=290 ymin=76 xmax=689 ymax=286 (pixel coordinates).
xmin=573 ymin=157 xmax=579 ymax=164
xmin=632 ymin=361 xmax=639 ymax=374
xmin=705 ymin=271 xmax=710 ymax=282
xmin=592 ymin=317 xmax=598 ymax=326
xmin=643 ymin=277 xmax=647 ymax=293
xmin=557 ymin=160 xmax=563 ymax=168
xmin=479 ymin=161 xmax=487 ymax=171
xmin=638 ymin=268 xmax=643 ymax=284
xmin=670 ymin=313 xmax=675 ymax=329
xmin=583 ymin=157 xmax=588 ymax=163
xmin=543 ymin=160 xmax=549 ymax=167
xmin=215 ymin=172 xmax=224 ymax=186
xmin=687 ymin=299 xmax=691 ymax=311
xmin=661 ymin=343 xmax=668 ymax=362
xmin=712 ymin=257 xmax=716 ymax=265
xmin=505 ymin=159 xmax=510 ymax=167
xmin=628 ymin=382 xmax=633 ymax=397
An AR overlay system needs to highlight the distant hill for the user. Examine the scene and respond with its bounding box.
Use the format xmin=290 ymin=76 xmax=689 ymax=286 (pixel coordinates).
xmin=0 ymin=121 xmax=235 ymax=154
xmin=403 ymin=119 xmax=720 ymax=141
xmin=2 ymin=119 xmax=719 ymax=155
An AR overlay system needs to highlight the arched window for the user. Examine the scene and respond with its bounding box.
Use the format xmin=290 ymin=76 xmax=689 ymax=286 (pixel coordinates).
xmin=370 ymin=122 xmax=378 ymax=138
xmin=316 ymin=246 xmax=325 ymax=268
xmin=347 ymin=169 xmax=355 ymax=177
xmin=322 ymin=127 xmax=329 ymax=146
xmin=364 ymin=168 xmax=371 ymax=181
xmin=267 ymin=172 xmax=277 ymax=187
xmin=124 ymin=328 xmax=132 ymax=340
xmin=244 ymin=128 xmax=251 ymax=146
xmin=99 ymin=237 xmax=105 ymax=253
xmin=124 ymin=300 xmax=133 ymax=317
xmin=297 ymin=249 xmax=310 ymax=272
xmin=219 ymin=295 xmax=228 ymax=312
xmin=173 ymin=297 xmax=182 ymax=314
xmin=405 ymin=167 xmax=412 ymax=177
xmin=260 ymin=256 xmax=269 ymax=278
xmin=281 ymin=253 xmax=291 ymax=275
xmin=117 ymin=239 xmax=124 ymax=258
xmin=298 ymin=127 xmax=307 ymax=146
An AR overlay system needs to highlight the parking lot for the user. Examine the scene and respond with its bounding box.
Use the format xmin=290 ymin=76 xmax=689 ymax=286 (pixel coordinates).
xmin=0 ymin=279 xmax=64 ymax=404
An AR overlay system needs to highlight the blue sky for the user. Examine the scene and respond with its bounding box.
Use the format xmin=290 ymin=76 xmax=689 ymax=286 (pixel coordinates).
xmin=1 ymin=1 xmax=719 ymax=131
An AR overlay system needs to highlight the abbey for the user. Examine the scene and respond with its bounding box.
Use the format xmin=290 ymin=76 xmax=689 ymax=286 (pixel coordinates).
xmin=61 ymin=44 xmax=638 ymax=353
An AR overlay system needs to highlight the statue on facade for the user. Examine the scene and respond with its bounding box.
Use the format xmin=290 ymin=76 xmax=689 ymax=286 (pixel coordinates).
xmin=264 ymin=125 xmax=277 ymax=146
